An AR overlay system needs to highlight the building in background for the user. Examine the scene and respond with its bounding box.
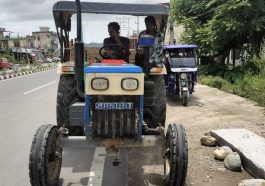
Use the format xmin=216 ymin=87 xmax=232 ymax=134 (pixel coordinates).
xmin=32 ymin=27 xmax=59 ymax=53
xmin=164 ymin=25 xmax=184 ymax=45
xmin=0 ymin=26 xmax=59 ymax=63
xmin=0 ymin=27 xmax=5 ymax=38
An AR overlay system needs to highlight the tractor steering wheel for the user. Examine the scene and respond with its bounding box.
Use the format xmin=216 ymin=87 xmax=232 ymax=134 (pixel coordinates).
xmin=99 ymin=44 xmax=130 ymax=59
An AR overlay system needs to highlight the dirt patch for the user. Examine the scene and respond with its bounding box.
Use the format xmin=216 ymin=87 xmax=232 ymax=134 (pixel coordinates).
xmin=166 ymin=84 xmax=265 ymax=186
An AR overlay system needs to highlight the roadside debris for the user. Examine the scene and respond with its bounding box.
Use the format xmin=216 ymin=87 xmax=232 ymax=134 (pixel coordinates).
xmin=102 ymin=138 xmax=123 ymax=152
xmin=201 ymin=132 xmax=242 ymax=172
xmin=213 ymin=146 xmax=233 ymax=160
xmin=238 ymin=179 xmax=265 ymax=186
xmin=200 ymin=135 xmax=216 ymax=146
xmin=224 ymin=152 xmax=242 ymax=172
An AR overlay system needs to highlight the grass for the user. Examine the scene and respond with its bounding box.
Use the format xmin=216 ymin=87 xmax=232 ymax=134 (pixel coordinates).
xmin=198 ymin=47 xmax=265 ymax=107
xmin=199 ymin=74 xmax=265 ymax=107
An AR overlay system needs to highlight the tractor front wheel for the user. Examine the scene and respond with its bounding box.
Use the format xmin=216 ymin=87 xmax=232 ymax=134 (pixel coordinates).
xmin=29 ymin=124 xmax=62 ymax=186
xmin=164 ymin=123 xmax=188 ymax=186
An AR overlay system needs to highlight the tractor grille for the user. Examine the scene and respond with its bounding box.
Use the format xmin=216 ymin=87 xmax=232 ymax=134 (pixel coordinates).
xmin=91 ymin=96 xmax=138 ymax=138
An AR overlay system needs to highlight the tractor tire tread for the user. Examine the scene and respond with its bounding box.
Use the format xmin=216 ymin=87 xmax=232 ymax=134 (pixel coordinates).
xmin=56 ymin=74 xmax=80 ymax=128
xmin=146 ymin=75 xmax=166 ymax=127
xmin=29 ymin=125 xmax=60 ymax=186
xmin=165 ymin=123 xmax=188 ymax=186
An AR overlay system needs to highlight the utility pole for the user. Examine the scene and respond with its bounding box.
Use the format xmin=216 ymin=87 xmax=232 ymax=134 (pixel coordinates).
xmin=24 ymin=39 xmax=30 ymax=65
xmin=116 ymin=17 xmax=131 ymax=37
xmin=169 ymin=21 xmax=174 ymax=44
xmin=136 ymin=16 xmax=139 ymax=35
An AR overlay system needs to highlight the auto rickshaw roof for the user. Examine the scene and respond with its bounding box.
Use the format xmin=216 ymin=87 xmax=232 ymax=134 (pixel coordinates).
xmin=164 ymin=44 xmax=198 ymax=49
xmin=53 ymin=1 xmax=169 ymax=30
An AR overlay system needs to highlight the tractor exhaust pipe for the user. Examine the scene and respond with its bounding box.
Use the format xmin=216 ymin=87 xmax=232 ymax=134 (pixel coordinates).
xmin=75 ymin=0 xmax=85 ymax=99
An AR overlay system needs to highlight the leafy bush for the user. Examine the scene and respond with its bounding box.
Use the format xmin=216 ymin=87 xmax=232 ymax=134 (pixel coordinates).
xmin=198 ymin=64 xmax=227 ymax=76
xmin=198 ymin=64 xmax=243 ymax=83
xmin=3 ymin=54 xmax=16 ymax=63
xmin=233 ymin=74 xmax=265 ymax=106
xmin=223 ymin=67 xmax=244 ymax=83
xmin=199 ymin=75 xmax=230 ymax=89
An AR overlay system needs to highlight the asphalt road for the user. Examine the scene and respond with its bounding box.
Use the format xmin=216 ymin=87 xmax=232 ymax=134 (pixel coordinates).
xmin=0 ymin=69 xmax=58 ymax=186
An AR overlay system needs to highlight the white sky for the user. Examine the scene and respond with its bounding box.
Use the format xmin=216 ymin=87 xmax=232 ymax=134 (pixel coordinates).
xmin=0 ymin=0 xmax=169 ymax=43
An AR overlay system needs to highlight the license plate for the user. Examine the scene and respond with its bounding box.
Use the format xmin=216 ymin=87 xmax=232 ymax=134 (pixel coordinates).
xmin=95 ymin=102 xmax=133 ymax=110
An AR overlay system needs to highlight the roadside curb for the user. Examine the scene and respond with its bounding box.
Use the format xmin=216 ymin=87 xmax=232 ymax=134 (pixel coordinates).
xmin=0 ymin=66 xmax=57 ymax=81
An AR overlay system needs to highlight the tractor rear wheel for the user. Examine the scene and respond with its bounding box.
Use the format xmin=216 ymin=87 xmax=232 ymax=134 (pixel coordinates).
xmin=56 ymin=74 xmax=83 ymax=135
xmin=29 ymin=124 xmax=62 ymax=186
xmin=164 ymin=123 xmax=188 ymax=186
xmin=144 ymin=75 xmax=166 ymax=128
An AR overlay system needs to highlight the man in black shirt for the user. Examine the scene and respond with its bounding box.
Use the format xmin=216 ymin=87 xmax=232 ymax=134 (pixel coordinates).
xmin=103 ymin=22 xmax=130 ymax=62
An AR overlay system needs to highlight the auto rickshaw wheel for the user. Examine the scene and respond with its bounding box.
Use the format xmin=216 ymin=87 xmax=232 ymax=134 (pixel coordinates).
xmin=29 ymin=124 xmax=62 ymax=186
xmin=164 ymin=123 xmax=188 ymax=186
xmin=57 ymin=74 xmax=83 ymax=135
xmin=182 ymin=90 xmax=188 ymax=106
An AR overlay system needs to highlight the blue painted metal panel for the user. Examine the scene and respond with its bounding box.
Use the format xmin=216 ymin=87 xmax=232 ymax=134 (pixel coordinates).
xmin=164 ymin=44 xmax=198 ymax=49
xmin=138 ymin=36 xmax=155 ymax=47
xmin=138 ymin=95 xmax=144 ymax=142
xmin=84 ymin=63 xmax=142 ymax=73
xmin=84 ymin=95 xmax=91 ymax=138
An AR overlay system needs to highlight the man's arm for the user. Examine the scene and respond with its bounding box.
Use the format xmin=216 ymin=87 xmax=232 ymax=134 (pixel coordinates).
xmin=103 ymin=38 xmax=109 ymax=46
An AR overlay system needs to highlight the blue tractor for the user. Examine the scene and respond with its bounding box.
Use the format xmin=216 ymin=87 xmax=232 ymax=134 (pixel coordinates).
xmin=29 ymin=1 xmax=188 ymax=185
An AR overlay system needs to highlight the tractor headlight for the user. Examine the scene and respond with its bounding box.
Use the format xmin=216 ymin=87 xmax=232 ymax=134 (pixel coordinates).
xmin=62 ymin=66 xmax=74 ymax=72
xmin=91 ymin=78 xmax=109 ymax=90
xmin=121 ymin=78 xmax=139 ymax=91
xmin=180 ymin=73 xmax=187 ymax=80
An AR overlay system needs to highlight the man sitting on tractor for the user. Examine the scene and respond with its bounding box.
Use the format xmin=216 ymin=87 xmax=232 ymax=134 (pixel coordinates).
xmin=103 ymin=22 xmax=130 ymax=62
xmin=136 ymin=16 xmax=164 ymax=68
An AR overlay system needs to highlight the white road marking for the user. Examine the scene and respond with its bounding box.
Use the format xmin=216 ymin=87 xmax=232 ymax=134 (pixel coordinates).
xmin=88 ymin=147 xmax=106 ymax=186
xmin=23 ymin=81 xmax=56 ymax=94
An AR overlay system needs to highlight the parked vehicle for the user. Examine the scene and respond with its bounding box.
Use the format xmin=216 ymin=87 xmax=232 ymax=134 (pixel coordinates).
xmin=0 ymin=59 xmax=12 ymax=69
xmin=52 ymin=57 xmax=61 ymax=62
xmin=29 ymin=1 xmax=188 ymax=186
xmin=46 ymin=57 xmax=53 ymax=63
xmin=164 ymin=44 xmax=198 ymax=106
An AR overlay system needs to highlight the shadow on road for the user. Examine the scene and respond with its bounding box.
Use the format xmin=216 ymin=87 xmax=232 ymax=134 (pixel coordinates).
xmin=59 ymin=146 xmax=164 ymax=186
xmin=166 ymin=94 xmax=204 ymax=107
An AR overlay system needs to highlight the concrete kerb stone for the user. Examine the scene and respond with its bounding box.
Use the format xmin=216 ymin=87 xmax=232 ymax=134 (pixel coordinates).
xmin=0 ymin=66 xmax=57 ymax=81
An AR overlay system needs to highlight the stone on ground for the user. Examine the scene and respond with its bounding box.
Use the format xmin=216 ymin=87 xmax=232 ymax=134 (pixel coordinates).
xmin=238 ymin=179 xmax=265 ymax=186
xmin=201 ymin=135 xmax=216 ymax=146
xmin=224 ymin=152 xmax=242 ymax=171
xmin=211 ymin=128 xmax=265 ymax=178
xmin=214 ymin=146 xmax=233 ymax=160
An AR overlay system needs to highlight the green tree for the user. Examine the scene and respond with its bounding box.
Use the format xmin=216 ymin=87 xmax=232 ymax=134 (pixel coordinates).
xmin=171 ymin=0 xmax=265 ymax=63
xmin=47 ymin=48 xmax=55 ymax=57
